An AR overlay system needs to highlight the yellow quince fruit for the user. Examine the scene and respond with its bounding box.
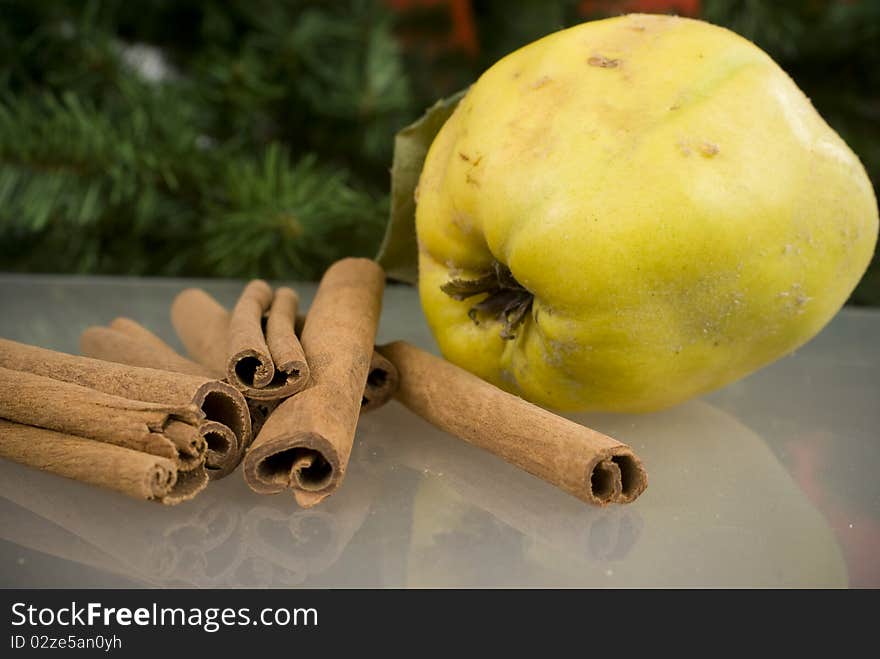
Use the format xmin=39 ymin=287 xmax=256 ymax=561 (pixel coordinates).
xmin=416 ymin=13 xmax=878 ymax=412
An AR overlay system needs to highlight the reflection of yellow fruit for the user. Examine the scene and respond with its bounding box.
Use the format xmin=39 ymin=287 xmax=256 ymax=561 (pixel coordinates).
xmin=416 ymin=14 xmax=878 ymax=412
xmin=534 ymin=402 xmax=848 ymax=586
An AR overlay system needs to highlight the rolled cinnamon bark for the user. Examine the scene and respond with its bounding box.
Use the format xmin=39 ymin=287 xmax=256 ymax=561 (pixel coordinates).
xmin=0 ymin=337 xmax=251 ymax=473
xmin=0 ymin=366 xmax=205 ymax=470
xmin=197 ymin=420 xmax=239 ymax=477
xmin=242 ymin=258 xmax=385 ymax=506
xmin=0 ymin=419 xmax=207 ymax=504
xmin=247 ymin=398 xmax=280 ymax=438
xmin=226 ymin=282 xmax=309 ymax=400
xmin=227 ymin=280 xmax=274 ymax=388
xmin=386 ymin=412 xmax=642 ymax=558
xmin=377 ymin=341 xmax=648 ymax=506
xmin=264 ymin=287 xmax=309 ymax=394
xmin=96 ymin=318 xmax=216 ymax=378
xmin=174 ymin=286 xmax=395 ymax=410
xmin=361 ymin=351 xmax=400 ymax=413
xmin=170 ymin=288 xmax=229 ymax=378
xmin=79 ymin=322 xmax=243 ymax=477
xmin=294 ymin=312 xmax=398 ymax=412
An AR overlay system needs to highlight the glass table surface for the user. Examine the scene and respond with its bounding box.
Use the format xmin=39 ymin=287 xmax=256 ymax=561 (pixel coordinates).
xmin=0 ymin=274 xmax=877 ymax=588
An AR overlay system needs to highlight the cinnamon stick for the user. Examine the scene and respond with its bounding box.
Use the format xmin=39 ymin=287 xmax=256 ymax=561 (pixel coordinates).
xmin=0 ymin=366 xmax=205 ymax=471
xmin=0 ymin=337 xmax=251 ymax=477
xmin=377 ymin=342 xmax=648 ymax=506
xmin=247 ymin=398 xmax=280 ymax=438
xmin=79 ymin=322 xmax=243 ymax=477
xmin=96 ymin=318 xmax=216 ymax=378
xmin=242 ymin=258 xmax=385 ymax=506
xmin=226 ymin=281 xmax=309 ymax=400
xmin=170 ymin=288 xmax=229 ymax=378
xmin=294 ymin=312 xmax=399 ymax=412
xmin=361 ymin=351 xmax=400 ymax=413
xmin=173 ymin=287 xmax=397 ymax=410
xmin=0 ymin=419 xmax=207 ymax=504
xmin=197 ymin=420 xmax=238 ymax=477
xmin=265 ymin=287 xmax=309 ymax=392
xmin=385 ymin=411 xmax=642 ymax=559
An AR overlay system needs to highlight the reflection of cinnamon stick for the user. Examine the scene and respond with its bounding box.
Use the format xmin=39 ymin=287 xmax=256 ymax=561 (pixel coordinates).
xmin=243 ymin=259 xmax=384 ymax=506
xmin=0 ymin=366 xmax=205 ymax=471
xmin=0 ymin=337 xmax=251 ymax=476
xmin=79 ymin=322 xmax=242 ymax=478
xmin=0 ymin=420 xmax=207 ymax=504
xmin=380 ymin=407 xmax=642 ymax=560
xmin=242 ymin=460 xmax=375 ymax=582
xmin=0 ymin=498 xmax=134 ymax=583
xmin=0 ymin=457 xmax=199 ymax=581
xmin=226 ymin=282 xmax=309 ymax=400
xmin=378 ymin=342 xmax=647 ymax=506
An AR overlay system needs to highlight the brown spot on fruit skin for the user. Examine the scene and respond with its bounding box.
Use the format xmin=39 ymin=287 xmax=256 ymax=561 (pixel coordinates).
xmin=530 ymin=75 xmax=552 ymax=90
xmin=700 ymin=142 xmax=719 ymax=157
xmin=588 ymin=55 xmax=621 ymax=68
xmin=677 ymin=139 xmax=720 ymax=157
xmin=460 ymin=152 xmax=483 ymax=184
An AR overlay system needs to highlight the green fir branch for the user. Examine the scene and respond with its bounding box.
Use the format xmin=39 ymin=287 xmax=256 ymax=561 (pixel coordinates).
xmin=203 ymin=145 xmax=387 ymax=279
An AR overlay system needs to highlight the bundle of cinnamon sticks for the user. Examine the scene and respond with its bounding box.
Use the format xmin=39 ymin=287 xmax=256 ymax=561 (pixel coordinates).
xmin=0 ymin=258 xmax=647 ymax=508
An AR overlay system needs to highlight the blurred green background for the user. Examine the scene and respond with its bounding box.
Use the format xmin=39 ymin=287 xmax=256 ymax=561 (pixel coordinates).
xmin=1 ymin=0 xmax=877 ymax=303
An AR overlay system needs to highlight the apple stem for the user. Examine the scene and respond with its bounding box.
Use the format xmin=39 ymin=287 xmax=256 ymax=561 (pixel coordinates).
xmin=440 ymin=262 xmax=533 ymax=340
